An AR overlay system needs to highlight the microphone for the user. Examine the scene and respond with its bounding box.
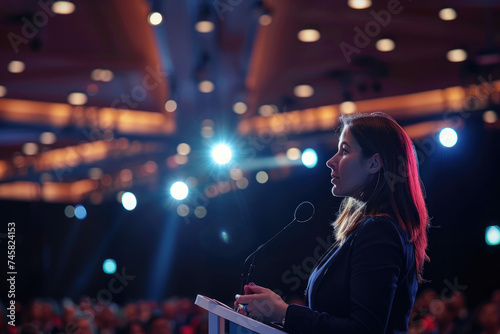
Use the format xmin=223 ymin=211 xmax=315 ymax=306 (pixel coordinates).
xmin=238 ymin=201 xmax=315 ymax=295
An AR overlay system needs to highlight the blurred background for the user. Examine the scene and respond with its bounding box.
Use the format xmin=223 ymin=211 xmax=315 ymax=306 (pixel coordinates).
xmin=1 ymin=0 xmax=500 ymax=333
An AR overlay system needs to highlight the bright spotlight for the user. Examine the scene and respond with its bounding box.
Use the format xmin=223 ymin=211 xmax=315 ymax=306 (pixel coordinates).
xmin=301 ymin=148 xmax=318 ymax=168
xmin=121 ymin=192 xmax=137 ymax=211
xmin=170 ymin=181 xmax=189 ymax=200
xmin=74 ymin=204 xmax=87 ymax=220
xmin=212 ymin=144 xmax=232 ymax=165
xmin=103 ymin=259 xmax=117 ymax=274
xmin=439 ymin=127 xmax=458 ymax=147
xmin=486 ymin=225 xmax=500 ymax=246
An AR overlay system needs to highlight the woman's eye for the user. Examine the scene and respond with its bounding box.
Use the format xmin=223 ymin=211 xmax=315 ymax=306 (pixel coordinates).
xmin=342 ymin=148 xmax=348 ymax=155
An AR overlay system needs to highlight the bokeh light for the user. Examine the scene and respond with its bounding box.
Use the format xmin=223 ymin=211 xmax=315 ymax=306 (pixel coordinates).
xmin=170 ymin=181 xmax=189 ymax=200
xmin=439 ymin=127 xmax=458 ymax=147
xmin=103 ymin=259 xmax=117 ymax=274
xmin=212 ymin=144 xmax=232 ymax=165
xmin=74 ymin=204 xmax=87 ymax=220
xmin=121 ymin=192 xmax=137 ymax=211
xmin=302 ymin=148 xmax=318 ymax=168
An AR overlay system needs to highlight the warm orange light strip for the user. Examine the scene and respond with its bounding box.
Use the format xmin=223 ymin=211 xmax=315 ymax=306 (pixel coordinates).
xmin=238 ymin=81 xmax=500 ymax=137
xmin=0 ymin=99 xmax=176 ymax=135
xmin=0 ymin=179 xmax=98 ymax=203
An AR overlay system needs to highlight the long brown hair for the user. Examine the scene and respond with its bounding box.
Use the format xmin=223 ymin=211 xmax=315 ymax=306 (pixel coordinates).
xmin=332 ymin=112 xmax=429 ymax=282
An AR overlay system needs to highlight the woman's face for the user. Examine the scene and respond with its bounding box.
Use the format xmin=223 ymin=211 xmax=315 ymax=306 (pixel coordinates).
xmin=326 ymin=126 xmax=375 ymax=198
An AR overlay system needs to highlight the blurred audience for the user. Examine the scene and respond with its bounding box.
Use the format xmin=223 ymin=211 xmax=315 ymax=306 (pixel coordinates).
xmin=3 ymin=288 xmax=499 ymax=334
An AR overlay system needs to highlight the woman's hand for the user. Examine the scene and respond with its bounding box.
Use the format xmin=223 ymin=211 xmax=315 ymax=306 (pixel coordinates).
xmin=234 ymin=282 xmax=289 ymax=323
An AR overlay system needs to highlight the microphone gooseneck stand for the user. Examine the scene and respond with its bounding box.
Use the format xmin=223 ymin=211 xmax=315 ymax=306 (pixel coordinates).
xmin=238 ymin=201 xmax=315 ymax=295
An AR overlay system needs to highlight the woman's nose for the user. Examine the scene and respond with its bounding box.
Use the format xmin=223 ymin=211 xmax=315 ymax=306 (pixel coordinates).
xmin=326 ymin=156 xmax=335 ymax=169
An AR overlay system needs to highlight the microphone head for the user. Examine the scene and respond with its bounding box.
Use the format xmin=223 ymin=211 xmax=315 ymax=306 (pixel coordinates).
xmin=294 ymin=201 xmax=315 ymax=223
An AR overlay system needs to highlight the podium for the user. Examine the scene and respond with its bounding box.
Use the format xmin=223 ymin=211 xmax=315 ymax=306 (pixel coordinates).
xmin=195 ymin=295 xmax=286 ymax=334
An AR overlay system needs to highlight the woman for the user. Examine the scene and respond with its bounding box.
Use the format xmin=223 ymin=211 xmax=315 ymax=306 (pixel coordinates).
xmin=235 ymin=112 xmax=429 ymax=333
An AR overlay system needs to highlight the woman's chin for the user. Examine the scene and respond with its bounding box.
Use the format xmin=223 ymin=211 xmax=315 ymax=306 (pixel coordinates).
xmin=331 ymin=187 xmax=344 ymax=197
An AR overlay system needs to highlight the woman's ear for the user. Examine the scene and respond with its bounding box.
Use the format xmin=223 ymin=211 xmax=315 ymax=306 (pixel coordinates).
xmin=367 ymin=153 xmax=382 ymax=174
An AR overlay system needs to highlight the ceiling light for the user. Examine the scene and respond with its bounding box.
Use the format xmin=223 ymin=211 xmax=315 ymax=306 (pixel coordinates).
xmin=67 ymin=92 xmax=88 ymax=105
xmin=298 ymin=29 xmax=321 ymax=42
xmin=447 ymin=49 xmax=467 ymax=62
xmin=439 ymin=8 xmax=457 ymax=21
xmin=165 ymin=100 xmax=177 ymax=112
xmin=258 ymin=104 xmax=278 ymax=117
xmin=233 ymin=102 xmax=247 ymax=114
xmin=148 ymin=12 xmax=163 ymax=25
xmin=340 ymin=101 xmax=356 ymax=114
xmin=198 ymin=80 xmax=214 ymax=93
xmin=52 ymin=1 xmax=75 ymax=15
xmin=259 ymin=14 xmax=272 ymax=26
xmin=483 ymin=110 xmax=498 ymax=124
xmin=195 ymin=21 xmax=214 ymax=33
xmin=40 ymin=132 xmax=56 ymax=145
xmin=375 ymin=38 xmax=395 ymax=52
xmin=347 ymin=0 xmax=372 ymax=9
xmin=293 ymin=85 xmax=314 ymax=98
xmin=22 ymin=142 xmax=38 ymax=155
xmin=8 ymin=60 xmax=25 ymax=73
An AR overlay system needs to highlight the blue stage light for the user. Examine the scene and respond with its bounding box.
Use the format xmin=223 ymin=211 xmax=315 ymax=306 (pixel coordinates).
xmin=170 ymin=181 xmax=189 ymax=200
xmin=121 ymin=192 xmax=137 ymax=211
xmin=212 ymin=144 xmax=232 ymax=165
xmin=301 ymin=148 xmax=318 ymax=168
xmin=485 ymin=225 xmax=500 ymax=246
xmin=74 ymin=204 xmax=87 ymax=220
xmin=439 ymin=127 xmax=458 ymax=147
xmin=103 ymin=259 xmax=117 ymax=274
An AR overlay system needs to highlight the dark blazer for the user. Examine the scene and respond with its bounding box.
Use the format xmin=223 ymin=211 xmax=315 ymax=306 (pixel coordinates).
xmin=284 ymin=217 xmax=418 ymax=334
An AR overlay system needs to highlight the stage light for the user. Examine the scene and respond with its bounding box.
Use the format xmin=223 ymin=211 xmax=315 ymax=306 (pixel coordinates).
xmin=233 ymin=102 xmax=247 ymax=114
xmin=221 ymin=231 xmax=229 ymax=243
xmin=103 ymin=259 xmax=117 ymax=274
xmin=74 ymin=204 xmax=87 ymax=220
xmin=483 ymin=110 xmax=498 ymax=124
xmin=0 ymin=85 xmax=6 ymax=97
xmin=447 ymin=49 xmax=467 ymax=62
xmin=165 ymin=100 xmax=177 ymax=112
xmin=376 ymin=38 xmax=395 ymax=52
xmin=212 ymin=144 xmax=232 ymax=165
xmin=22 ymin=142 xmax=38 ymax=155
xmin=256 ymin=171 xmax=269 ymax=184
xmin=439 ymin=127 xmax=458 ymax=147
xmin=177 ymin=204 xmax=189 ymax=217
xmin=301 ymin=148 xmax=318 ymax=168
xmin=294 ymin=85 xmax=314 ymax=98
xmin=67 ymin=92 xmax=87 ymax=105
xmin=170 ymin=181 xmax=189 ymax=200
xmin=286 ymin=148 xmax=301 ymax=160
xmin=439 ymin=8 xmax=457 ymax=21
xmin=177 ymin=143 xmax=191 ymax=155
xmin=8 ymin=60 xmax=25 ymax=73
xmin=259 ymin=14 xmax=272 ymax=26
xmin=52 ymin=1 xmax=75 ymax=14
xmin=340 ymin=101 xmax=356 ymax=114
xmin=121 ymin=192 xmax=137 ymax=211
xmin=64 ymin=205 xmax=75 ymax=218
xmin=148 ymin=12 xmax=163 ymax=25
xmin=297 ymin=29 xmax=320 ymax=42
xmin=236 ymin=177 xmax=249 ymax=189
xmin=40 ymin=132 xmax=56 ymax=145
xmin=194 ymin=206 xmax=207 ymax=218
xmin=486 ymin=225 xmax=500 ymax=246
xmin=199 ymin=80 xmax=214 ymax=93
xmin=348 ymin=0 xmax=372 ymax=9
xmin=195 ymin=21 xmax=214 ymax=33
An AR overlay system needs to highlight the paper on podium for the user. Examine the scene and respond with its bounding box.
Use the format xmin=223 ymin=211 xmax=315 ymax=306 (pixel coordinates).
xmin=195 ymin=295 xmax=285 ymax=334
